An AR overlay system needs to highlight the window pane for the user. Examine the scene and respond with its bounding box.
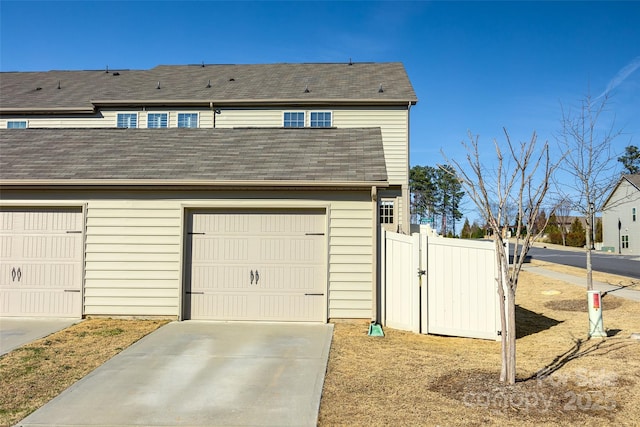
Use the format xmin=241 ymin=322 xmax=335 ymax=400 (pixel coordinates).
xmin=380 ymin=200 xmax=394 ymax=224
xmin=310 ymin=112 xmax=331 ymax=127
xmin=177 ymin=113 xmax=198 ymax=128
xmin=117 ymin=113 xmax=137 ymax=128
xmin=7 ymin=121 xmax=27 ymax=129
xmin=284 ymin=112 xmax=304 ymax=128
xmin=148 ymin=113 xmax=168 ymax=128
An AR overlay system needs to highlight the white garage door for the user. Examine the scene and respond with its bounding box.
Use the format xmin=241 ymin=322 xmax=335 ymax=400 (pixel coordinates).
xmin=0 ymin=208 xmax=83 ymax=317
xmin=186 ymin=210 xmax=327 ymax=322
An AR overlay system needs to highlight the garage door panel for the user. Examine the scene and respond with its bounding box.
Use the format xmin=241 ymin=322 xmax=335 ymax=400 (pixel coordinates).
xmin=259 ymin=295 xmax=324 ymax=321
xmin=22 ymin=210 xmax=83 ymax=233
xmin=194 ymin=214 xmax=250 ymax=234
xmin=188 ymin=210 xmax=326 ymax=322
xmin=19 ymin=290 xmax=79 ymax=316
xmin=192 ymin=265 xmax=250 ymax=291
xmin=192 ymin=237 xmax=250 ymax=262
xmin=191 ymin=294 xmax=249 ymax=319
xmin=254 ymin=265 xmax=323 ymax=292
xmin=259 ymin=237 xmax=323 ymax=263
xmin=1 ymin=236 xmax=13 ymax=258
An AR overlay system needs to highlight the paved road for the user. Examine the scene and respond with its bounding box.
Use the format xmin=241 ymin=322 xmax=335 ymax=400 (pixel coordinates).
xmin=525 ymin=246 xmax=640 ymax=279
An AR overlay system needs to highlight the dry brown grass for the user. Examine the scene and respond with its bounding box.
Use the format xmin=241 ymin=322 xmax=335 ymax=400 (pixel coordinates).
xmin=319 ymin=268 xmax=640 ymax=426
xmin=0 ymin=318 xmax=168 ymax=427
xmin=530 ymin=258 xmax=640 ymax=290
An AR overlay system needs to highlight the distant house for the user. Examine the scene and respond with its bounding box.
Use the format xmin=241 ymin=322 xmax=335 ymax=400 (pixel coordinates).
xmin=0 ymin=62 xmax=417 ymax=321
xmin=602 ymin=174 xmax=640 ymax=254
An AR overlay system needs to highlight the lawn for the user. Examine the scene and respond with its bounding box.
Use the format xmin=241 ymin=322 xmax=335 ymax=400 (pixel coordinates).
xmin=0 ymin=318 xmax=168 ymax=426
xmin=318 ymin=268 xmax=640 ymax=426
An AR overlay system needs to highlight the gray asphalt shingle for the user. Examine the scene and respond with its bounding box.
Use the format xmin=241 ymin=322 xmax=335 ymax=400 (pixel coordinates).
xmin=0 ymin=128 xmax=388 ymax=183
xmin=0 ymin=63 xmax=417 ymax=111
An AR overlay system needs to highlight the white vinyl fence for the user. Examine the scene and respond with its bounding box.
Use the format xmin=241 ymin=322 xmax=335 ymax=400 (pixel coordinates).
xmin=381 ymin=228 xmax=500 ymax=340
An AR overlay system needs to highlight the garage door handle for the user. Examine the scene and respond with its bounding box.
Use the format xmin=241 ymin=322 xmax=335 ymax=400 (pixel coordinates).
xmin=250 ymin=270 xmax=254 ymax=284
xmin=16 ymin=268 xmax=21 ymax=282
xmin=11 ymin=268 xmax=16 ymax=282
xmin=255 ymin=270 xmax=259 ymax=285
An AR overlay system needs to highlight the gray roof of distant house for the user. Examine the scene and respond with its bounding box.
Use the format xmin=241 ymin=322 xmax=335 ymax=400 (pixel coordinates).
xmin=0 ymin=128 xmax=388 ymax=185
xmin=0 ymin=63 xmax=417 ymax=112
xmin=624 ymin=174 xmax=640 ymax=190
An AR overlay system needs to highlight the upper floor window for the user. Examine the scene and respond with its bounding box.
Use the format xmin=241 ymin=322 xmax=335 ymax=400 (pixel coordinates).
xmin=633 ymin=207 xmax=637 ymax=222
xmin=283 ymin=112 xmax=305 ymax=128
xmin=178 ymin=113 xmax=198 ymax=128
xmin=7 ymin=121 xmax=27 ymax=129
xmin=147 ymin=113 xmax=168 ymax=128
xmin=117 ymin=113 xmax=137 ymax=128
xmin=310 ymin=112 xmax=332 ymax=128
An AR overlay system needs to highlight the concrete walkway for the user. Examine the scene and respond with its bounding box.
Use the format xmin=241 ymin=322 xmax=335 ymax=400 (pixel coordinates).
xmin=18 ymin=321 xmax=333 ymax=427
xmin=0 ymin=318 xmax=79 ymax=355
xmin=522 ymin=264 xmax=640 ymax=302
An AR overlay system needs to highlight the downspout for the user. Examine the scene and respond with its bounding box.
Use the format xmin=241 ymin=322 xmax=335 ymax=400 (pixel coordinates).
xmin=371 ymin=185 xmax=378 ymax=323
xmin=210 ymin=102 xmax=215 ymax=128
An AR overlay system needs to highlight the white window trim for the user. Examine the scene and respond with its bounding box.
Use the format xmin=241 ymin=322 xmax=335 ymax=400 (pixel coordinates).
xmin=116 ymin=112 xmax=138 ymax=128
xmin=283 ymin=111 xmax=306 ymax=128
xmin=310 ymin=111 xmax=333 ymax=128
xmin=6 ymin=120 xmax=28 ymax=129
xmin=147 ymin=112 xmax=169 ymax=128
xmin=177 ymin=112 xmax=199 ymax=128
xmin=379 ymin=199 xmax=395 ymax=225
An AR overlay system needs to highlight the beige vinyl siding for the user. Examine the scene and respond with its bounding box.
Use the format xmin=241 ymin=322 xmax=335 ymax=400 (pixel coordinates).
xmin=0 ymin=189 xmax=375 ymax=320
xmin=84 ymin=201 xmax=182 ymax=316
xmin=333 ymin=107 xmax=408 ymax=185
xmin=0 ymin=108 xmax=217 ymax=129
xmin=328 ymin=200 xmax=373 ymax=318
xmin=214 ymin=108 xmax=283 ymax=128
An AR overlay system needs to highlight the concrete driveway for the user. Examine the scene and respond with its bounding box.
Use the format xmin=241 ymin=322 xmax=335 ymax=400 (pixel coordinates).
xmin=18 ymin=321 xmax=334 ymax=427
xmin=0 ymin=317 xmax=79 ymax=355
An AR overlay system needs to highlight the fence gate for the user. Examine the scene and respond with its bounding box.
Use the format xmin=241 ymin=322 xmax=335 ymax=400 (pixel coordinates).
xmin=382 ymin=229 xmax=499 ymax=340
xmin=380 ymin=229 xmax=420 ymax=333
xmin=422 ymin=234 xmax=499 ymax=340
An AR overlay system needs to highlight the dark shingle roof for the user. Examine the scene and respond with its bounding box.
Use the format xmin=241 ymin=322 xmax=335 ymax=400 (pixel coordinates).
xmin=624 ymin=174 xmax=640 ymax=190
xmin=0 ymin=128 xmax=387 ymax=184
xmin=0 ymin=63 xmax=417 ymax=111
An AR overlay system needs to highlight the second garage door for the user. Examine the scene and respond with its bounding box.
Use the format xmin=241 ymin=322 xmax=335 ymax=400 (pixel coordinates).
xmin=0 ymin=208 xmax=83 ymax=317
xmin=185 ymin=209 xmax=327 ymax=322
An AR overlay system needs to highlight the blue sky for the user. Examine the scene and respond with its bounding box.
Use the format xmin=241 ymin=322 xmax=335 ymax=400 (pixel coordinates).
xmin=2 ymin=1 xmax=639 ymax=220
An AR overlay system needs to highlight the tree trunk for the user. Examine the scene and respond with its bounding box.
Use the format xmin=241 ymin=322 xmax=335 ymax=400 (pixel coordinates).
xmin=497 ymin=240 xmax=508 ymax=383
xmin=506 ymin=285 xmax=517 ymax=384
xmin=586 ymin=222 xmax=593 ymax=290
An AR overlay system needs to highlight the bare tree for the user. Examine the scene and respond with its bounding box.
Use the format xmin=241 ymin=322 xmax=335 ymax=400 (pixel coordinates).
xmin=556 ymin=92 xmax=622 ymax=289
xmin=553 ymin=198 xmax=572 ymax=246
xmin=446 ymin=129 xmax=557 ymax=384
